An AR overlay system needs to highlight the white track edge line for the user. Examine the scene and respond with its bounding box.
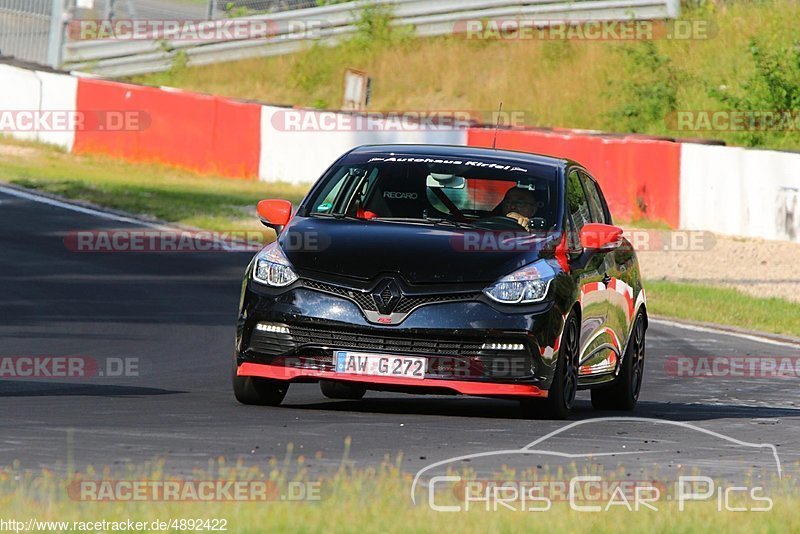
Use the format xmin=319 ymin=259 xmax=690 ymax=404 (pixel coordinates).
xmin=0 ymin=184 xmax=165 ymax=228
xmin=650 ymin=318 xmax=800 ymax=349
xmin=0 ymin=184 xmax=263 ymax=252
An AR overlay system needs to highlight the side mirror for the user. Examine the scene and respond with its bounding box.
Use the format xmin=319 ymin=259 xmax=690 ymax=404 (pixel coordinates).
xmin=579 ymin=223 xmax=624 ymax=251
xmin=257 ymin=200 xmax=293 ymax=233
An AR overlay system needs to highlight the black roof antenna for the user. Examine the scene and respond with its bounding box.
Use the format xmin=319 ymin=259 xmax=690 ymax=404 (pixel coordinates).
xmin=492 ymin=102 xmax=503 ymax=150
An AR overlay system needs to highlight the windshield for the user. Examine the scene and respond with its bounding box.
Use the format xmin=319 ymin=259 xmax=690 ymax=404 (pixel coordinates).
xmin=306 ymin=154 xmax=561 ymax=232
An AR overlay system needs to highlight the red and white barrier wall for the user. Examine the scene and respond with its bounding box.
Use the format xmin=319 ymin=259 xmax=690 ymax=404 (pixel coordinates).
xmin=73 ymin=78 xmax=262 ymax=178
xmin=1 ymin=62 xmax=799 ymax=243
xmin=0 ymin=64 xmax=78 ymax=150
xmin=258 ymin=106 xmax=468 ymax=184
xmin=468 ymin=128 xmax=682 ymax=227
xmin=680 ymin=144 xmax=800 ymax=241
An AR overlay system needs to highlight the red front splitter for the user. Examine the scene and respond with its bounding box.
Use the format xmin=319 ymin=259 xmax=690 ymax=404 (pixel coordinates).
xmin=237 ymin=362 xmax=548 ymax=398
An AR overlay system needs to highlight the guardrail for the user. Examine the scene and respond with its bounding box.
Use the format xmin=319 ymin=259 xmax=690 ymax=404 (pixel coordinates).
xmin=63 ymin=0 xmax=680 ymax=77
xmin=0 ymin=0 xmax=58 ymax=67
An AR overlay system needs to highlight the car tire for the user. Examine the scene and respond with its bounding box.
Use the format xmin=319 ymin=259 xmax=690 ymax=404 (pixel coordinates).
xmin=320 ymin=381 xmax=367 ymax=400
xmin=591 ymin=312 xmax=646 ymax=411
xmin=521 ymin=312 xmax=580 ymax=420
xmin=232 ymin=359 xmax=289 ymax=406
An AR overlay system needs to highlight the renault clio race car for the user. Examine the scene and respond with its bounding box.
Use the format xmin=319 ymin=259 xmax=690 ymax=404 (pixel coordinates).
xmin=233 ymin=145 xmax=647 ymax=419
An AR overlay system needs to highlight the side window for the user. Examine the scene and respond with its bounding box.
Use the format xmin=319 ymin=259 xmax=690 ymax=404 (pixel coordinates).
xmin=314 ymin=177 xmax=346 ymax=214
xmin=311 ymin=168 xmax=352 ymax=214
xmin=580 ymin=172 xmax=608 ymax=224
xmin=311 ymin=167 xmax=372 ymax=215
xmin=595 ymin=177 xmax=613 ymax=225
xmin=566 ymin=170 xmax=591 ymax=250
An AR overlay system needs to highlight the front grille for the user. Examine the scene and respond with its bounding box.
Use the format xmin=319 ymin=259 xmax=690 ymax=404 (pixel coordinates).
xmin=248 ymin=324 xmax=485 ymax=357
xmin=246 ymin=326 xmax=535 ymax=379
xmin=394 ymin=294 xmax=481 ymax=314
xmin=290 ymin=325 xmax=485 ymax=355
xmin=303 ymin=280 xmax=377 ymax=311
xmin=302 ymin=280 xmax=481 ymax=316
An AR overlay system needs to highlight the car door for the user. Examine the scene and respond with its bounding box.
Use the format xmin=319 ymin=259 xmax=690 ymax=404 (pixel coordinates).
xmin=565 ymin=169 xmax=616 ymax=377
xmin=579 ymin=171 xmax=632 ymax=358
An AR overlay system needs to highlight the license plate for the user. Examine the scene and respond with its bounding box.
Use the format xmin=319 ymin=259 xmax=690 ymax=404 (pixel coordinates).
xmin=335 ymin=351 xmax=426 ymax=380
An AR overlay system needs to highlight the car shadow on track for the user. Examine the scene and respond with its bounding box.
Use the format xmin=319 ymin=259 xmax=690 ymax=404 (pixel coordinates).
xmin=281 ymin=396 xmax=800 ymax=421
xmin=283 ymin=396 xmax=527 ymax=419
xmin=0 ymin=380 xmax=186 ymax=397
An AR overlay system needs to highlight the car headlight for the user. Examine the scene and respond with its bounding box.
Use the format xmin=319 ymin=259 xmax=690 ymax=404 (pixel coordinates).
xmin=484 ymin=260 xmax=556 ymax=304
xmin=252 ymin=242 xmax=299 ymax=287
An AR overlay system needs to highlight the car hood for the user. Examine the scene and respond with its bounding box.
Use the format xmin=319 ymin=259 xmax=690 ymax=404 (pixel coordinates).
xmin=280 ymin=217 xmax=556 ymax=285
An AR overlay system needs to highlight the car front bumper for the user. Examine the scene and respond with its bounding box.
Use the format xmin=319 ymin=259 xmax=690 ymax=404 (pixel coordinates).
xmin=235 ymin=279 xmax=569 ymax=399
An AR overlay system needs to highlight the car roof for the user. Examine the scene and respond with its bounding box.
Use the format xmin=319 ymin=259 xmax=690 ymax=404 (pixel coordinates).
xmin=348 ymin=144 xmax=579 ymax=170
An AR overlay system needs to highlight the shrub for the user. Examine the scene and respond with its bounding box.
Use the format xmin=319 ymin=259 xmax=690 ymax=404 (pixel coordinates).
xmin=709 ymin=38 xmax=800 ymax=147
xmin=605 ymin=41 xmax=682 ymax=134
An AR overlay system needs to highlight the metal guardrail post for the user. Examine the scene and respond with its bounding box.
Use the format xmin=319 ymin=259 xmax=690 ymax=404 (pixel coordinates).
xmin=207 ymin=0 xmax=217 ymax=20
xmin=666 ymin=0 xmax=681 ymax=18
xmin=47 ymin=0 xmax=67 ymax=68
xmin=108 ymin=0 xmax=117 ymax=20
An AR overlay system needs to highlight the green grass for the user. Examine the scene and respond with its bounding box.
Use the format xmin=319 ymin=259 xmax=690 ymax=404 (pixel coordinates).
xmin=131 ymin=0 xmax=800 ymax=152
xmin=1 ymin=460 xmax=797 ymax=533
xmin=647 ymin=281 xmax=800 ymax=338
xmin=0 ymin=138 xmax=309 ymax=233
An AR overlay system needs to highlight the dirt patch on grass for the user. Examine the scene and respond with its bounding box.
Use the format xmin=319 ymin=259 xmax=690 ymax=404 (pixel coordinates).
xmin=0 ymin=142 xmax=40 ymax=159
xmin=635 ymin=231 xmax=800 ymax=303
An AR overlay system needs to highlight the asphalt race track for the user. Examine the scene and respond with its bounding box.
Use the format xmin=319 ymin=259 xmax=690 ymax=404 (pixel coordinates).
xmin=1 ymin=186 xmax=799 ymax=481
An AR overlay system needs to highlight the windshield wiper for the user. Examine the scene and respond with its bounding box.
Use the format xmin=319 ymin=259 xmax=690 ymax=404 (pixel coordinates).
xmin=333 ymin=213 xmax=364 ymax=221
xmin=312 ymin=213 xmax=364 ymax=221
xmin=422 ymin=216 xmax=475 ymax=229
xmin=422 ymin=210 xmax=477 ymax=229
xmin=373 ymin=216 xmax=475 ymax=229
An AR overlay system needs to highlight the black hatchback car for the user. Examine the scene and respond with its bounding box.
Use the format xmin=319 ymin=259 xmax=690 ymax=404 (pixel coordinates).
xmin=233 ymin=145 xmax=647 ymax=419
